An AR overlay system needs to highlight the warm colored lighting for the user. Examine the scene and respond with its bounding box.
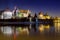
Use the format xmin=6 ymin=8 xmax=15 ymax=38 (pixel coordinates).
xmin=54 ymin=17 xmax=60 ymax=27
xmin=54 ymin=17 xmax=60 ymax=32
xmin=23 ymin=13 xmax=29 ymax=17
xmin=38 ymin=25 xmax=44 ymax=32
xmin=38 ymin=15 xmax=44 ymax=19
xmin=39 ymin=14 xmax=43 ymax=17
xmin=18 ymin=10 xmax=31 ymax=17
xmin=16 ymin=27 xmax=29 ymax=35
xmin=44 ymin=25 xmax=50 ymax=29
xmin=20 ymin=10 xmax=28 ymax=13
xmin=45 ymin=16 xmax=50 ymax=19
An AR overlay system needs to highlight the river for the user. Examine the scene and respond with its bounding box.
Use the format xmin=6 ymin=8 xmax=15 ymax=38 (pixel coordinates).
xmin=0 ymin=23 xmax=60 ymax=40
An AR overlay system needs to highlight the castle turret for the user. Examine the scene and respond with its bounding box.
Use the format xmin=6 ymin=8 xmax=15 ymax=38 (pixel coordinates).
xmin=38 ymin=12 xmax=44 ymax=19
xmin=44 ymin=12 xmax=50 ymax=19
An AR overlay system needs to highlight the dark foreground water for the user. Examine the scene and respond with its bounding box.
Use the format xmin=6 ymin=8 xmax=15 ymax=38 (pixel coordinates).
xmin=0 ymin=24 xmax=60 ymax=40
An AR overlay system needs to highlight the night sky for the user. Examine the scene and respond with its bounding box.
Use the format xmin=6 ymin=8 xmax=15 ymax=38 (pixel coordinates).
xmin=0 ymin=0 xmax=60 ymax=17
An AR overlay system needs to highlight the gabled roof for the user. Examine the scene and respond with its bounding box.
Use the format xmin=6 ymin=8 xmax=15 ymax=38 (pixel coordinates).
xmin=19 ymin=10 xmax=28 ymax=13
xmin=38 ymin=12 xmax=43 ymax=15
xmin=44 ymin=13 xmax=49 ymax=16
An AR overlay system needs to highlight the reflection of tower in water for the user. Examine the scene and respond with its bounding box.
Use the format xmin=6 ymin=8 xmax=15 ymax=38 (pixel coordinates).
xmin=38 ymin=24 xmax=50 ymax=33
xmin=54 ymin=17 xmax=60 ymax=33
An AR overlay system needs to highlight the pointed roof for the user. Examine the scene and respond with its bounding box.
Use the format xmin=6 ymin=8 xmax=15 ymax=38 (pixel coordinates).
xmin=20 ymin=10 xmax=28 ymax=13
xmin=44 ymin=12 xmax=49 ymax=16
xmin=38 ymin=11 xmax=43 ymax=15
xmin=19 ymin=10 xmax=31 ymax=13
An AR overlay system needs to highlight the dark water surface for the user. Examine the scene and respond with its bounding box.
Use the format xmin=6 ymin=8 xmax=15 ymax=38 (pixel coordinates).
xmin=0 ymin=23 xmax=60 ymax=40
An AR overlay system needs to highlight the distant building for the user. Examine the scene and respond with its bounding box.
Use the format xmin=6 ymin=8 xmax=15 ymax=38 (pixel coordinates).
xmin=13 ymin=6 xmax=31 ymax=18
xmin=1 ymin=8 xmax=13 ymax=19
xmin=18 ymin=10 xmax=31 ymax=18
xmin=38 ymin=12 xmax=44 ymax=19
xmin=44 ymin=13 xmax=50 ymax=19
xmin=38 ymin=12 xmax=50 ymax=19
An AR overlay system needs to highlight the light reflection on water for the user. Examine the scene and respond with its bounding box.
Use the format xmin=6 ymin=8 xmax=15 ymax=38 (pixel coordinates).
xmin=0 ymin=24 xmax=60 ymax=35
xmin=0 ymin=24 xmax=60 ymax=40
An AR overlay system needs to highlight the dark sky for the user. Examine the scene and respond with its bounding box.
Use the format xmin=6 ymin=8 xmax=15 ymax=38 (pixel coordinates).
xmin=0 ymin=0 xmax=60 ymax=17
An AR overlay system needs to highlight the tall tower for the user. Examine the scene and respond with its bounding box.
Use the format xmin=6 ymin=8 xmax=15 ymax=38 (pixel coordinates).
xmin=38 ymin=11 xmax=44 ymax=19
xmin=13 ymin=6 xmax=19 ymax=17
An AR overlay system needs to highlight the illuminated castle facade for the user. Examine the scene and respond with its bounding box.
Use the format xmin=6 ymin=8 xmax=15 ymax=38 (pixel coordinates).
xmin=38 ymin=12 xmax=51 ymax=19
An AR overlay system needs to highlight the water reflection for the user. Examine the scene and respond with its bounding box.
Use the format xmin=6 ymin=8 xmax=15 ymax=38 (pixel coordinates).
xmin=16 ymin=27 xmax=29 ymax=35
xmin=38 ymin=24 xmax=50 ymax=33
xmin=38 ymin=24 xmax=44 ymax=33
xmin=54 ymin=19 xmax=60 ymax=33
xmin=1 ymin=23 xmax=60 ymax=40
xmin=0 ymin=26 xmax=13 ymax=35
xmin=0 ymin=24 xmax=54 ymax=35
xmin=0 ymin=23 xmax=60 ymax=35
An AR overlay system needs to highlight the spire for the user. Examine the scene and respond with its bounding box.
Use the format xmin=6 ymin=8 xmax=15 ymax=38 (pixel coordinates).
xmin=27 ymin=9 xmax=31 ymax=14
xmin=13 ymin=6 xmax=18 ymax=16
xmin=38 ymin=11 xmax=44 ymax=16
xmin=34 ymin=13 xmax=37 ymax=18
xmin=14 ymin=6 xmax=17 ymax=10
